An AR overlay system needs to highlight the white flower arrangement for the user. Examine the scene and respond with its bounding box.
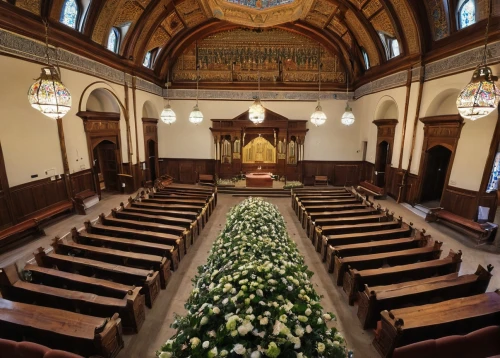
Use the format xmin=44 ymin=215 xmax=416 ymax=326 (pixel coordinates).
xmin=157 ymin=198 xmax=347 ymax=357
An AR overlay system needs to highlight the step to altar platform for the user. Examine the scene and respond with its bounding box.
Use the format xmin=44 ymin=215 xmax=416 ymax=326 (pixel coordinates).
xmin=217 ymin=187 xmax=291 ymax=197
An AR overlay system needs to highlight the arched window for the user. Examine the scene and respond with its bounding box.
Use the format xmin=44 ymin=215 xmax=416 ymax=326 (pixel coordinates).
xmin=107 ymin=28 xmax=120 ymax=53
xmin=459 ymin=0 xmax=476 ymax=29
xmin=60 ymin=0 xmax=79 ymax=29
xmin=361 ymin=48 xmax=370 ymax=70
xmin=378 ymin=32 xmax=400 ymax=60
xmin=143 ymin=48 xmax=161 ymax=68
xmin=143 ymin=51 xmax=152 ymax=68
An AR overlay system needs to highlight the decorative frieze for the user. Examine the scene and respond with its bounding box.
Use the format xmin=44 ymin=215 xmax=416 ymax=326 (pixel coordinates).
xmin=166 ymin=89 xmax=351 ymax=101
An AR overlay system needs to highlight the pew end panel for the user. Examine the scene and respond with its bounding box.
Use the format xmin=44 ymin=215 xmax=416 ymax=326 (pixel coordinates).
xmin=93 ymin=313 xmax=124 ymax=358
xmin=373 ymin=311 xmax=404 ymax=358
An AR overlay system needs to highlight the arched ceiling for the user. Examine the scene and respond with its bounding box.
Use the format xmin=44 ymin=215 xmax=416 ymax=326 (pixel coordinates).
xmin=2 ymin=0 xmax=498 ymax=90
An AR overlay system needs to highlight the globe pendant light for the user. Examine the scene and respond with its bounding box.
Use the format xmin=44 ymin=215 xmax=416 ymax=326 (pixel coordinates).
xmin=28 ymin=21 xmax=71 ymax=120
xmin=457 ymin=0 xmax=500 ymax=120
xmin=161 ymin=81 xmax=176 ymax=125
xmin=189 ymin=64 xmax=203 ymax=125
xmin=249 ymin=61 xmax=265 ymax=124
xmin=311 ymin=49 xmax=326 ymax=126
xmin=341 ymin=73 xmax=355 ymax=126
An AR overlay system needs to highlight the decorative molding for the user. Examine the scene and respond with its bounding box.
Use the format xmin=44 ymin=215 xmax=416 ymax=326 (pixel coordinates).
xmin=354 ymin=70 xmax=407 ymax=98
xmin=355 ymin=40 xmax=500 ymax=97
xmin=166 ymin=88 xmax=352 ymax=101
xmin=0 ymin=29 xmax=163 ymax=95
xmin=425 ymin=40 xmax=500 ymax=81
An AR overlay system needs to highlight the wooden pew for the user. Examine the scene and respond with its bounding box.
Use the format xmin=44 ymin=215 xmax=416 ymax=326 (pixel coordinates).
xmin=373 ymin=291 xmax=500 ymax=358
xmin=310 ymin=213 xmax=390 ymax=241
xmin=130 ymin=200 xmax=207 ymax=228
xmin=23 ymin=264 xmax=148 ymax=316
xmin=333 ymin=241 xmax=443 ymax=287
xmin=121 ymin=202 xmax=201 ymax=234
xmin=149 ymin=191 xmax=215 ymax=213
xmin=357 ymin=264 xmax=494 ymax=329
xmin=292 ymin=193 xmax=355 ymax=211
xmin=314 ymin=220 xmax=402 ymax=250
xmin=326 ymin=231 xmax=430 ymax=273
xmin=198 ymin=174 xmax=215 ymax=186
xmin=0 ymin=264 xmax=145 ymax=333
xmin=0 ymin=297 xmax=123 ymax=358
xmin=85 ymin=221 xmax=184 ymax=266
xmin=72 ymin=228 xmax=175 ymax=272
xmin=299 ymin=203 xmax=368 ymax=224
xmin=295 ymin=198 xmax=360 ymax=216
xmin=99 ymin=213 xmax=191 ymax=252
xmin=52 ymin=237 xmax=171 ymax=290
xmin=112 ymin=207 xmax=198 ymax=243
xmin=357 ymin=181 xmax=386 ymax=199
xmin=320 ymin=224 xmax=413 ymax=259
xmin=305 ymin=207 xmax=379 ymax=233
xmin=343 ymin=250 xmax=462 ymax=305
xmin=0 ymin=219 xmax=44 ymax=252
xmin=34 ymin=248 xmax=161 ymax=308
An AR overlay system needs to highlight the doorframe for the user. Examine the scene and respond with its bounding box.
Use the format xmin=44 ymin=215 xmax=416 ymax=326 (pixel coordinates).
xmin=415 ymin=115 xmax=464 ymax=205
xmin=142 ymin=118 xmax=159 ymax=187
xmin=77 ymin=111 xmax=123 ymax=197
xmin=372 ymin=119 xmax=398 ymax=190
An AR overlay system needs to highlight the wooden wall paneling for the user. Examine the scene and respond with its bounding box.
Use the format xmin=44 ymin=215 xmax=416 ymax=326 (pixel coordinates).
xmin=440 ymin=186 xmax=478 ymax=220
xmin=0 ymin=142 xmax=14 ymax=229
xmin=333 ymin=164 xmax=360 ymax=187
xmin=159 ymin=159 xmax=216 ymax=184
xmin=70 ymin=169 xmax=95 ymax=196
xmin=9 ymin=177 xmax=68 ymax=222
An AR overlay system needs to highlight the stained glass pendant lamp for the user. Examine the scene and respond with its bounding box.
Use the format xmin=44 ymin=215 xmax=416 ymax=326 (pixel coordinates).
xmin=28 ymin=21 xmax=72 ymax=120
xmin=341 ymin=73 xmax=355 ymax=126
xmin=457 ymin=0 xmax=500 ymax=120
xmin=189 ymin=65 xmax=203 ymax=125
xmin=311 ymin=51 xmax=326 ymax=127
xmin=161 ymin=81 xmax=176 ymax=125
xmin=249 ymin=63 xmax=265 ymax=124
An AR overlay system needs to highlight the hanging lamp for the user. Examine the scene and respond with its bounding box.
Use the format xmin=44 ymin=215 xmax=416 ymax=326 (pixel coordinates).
xmin=28 ymin=20 xmax=72 ymax=120
xmin=249 ymin=59 xmax=265 ymax=124
xmin=161 ymin=80 xmax=176 ymax=125
xmin=311 ymin=48 xmax=327 ymax=126
xmin=189 ymin=64 xmax=203 ymax=125
xmin=456 ymin=0 xmax=500 ymax=120
xmin=341 ymin=73 xmax=355 ymax=126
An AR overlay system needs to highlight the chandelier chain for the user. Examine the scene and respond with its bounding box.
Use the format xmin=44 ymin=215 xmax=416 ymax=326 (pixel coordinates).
xmin=43 ymin=19 xmax=50 ymax=66
xmin=482 ymin=0 xmax=492 ymax=65
xmin=318 ymin=46 xmax=321 ymax=103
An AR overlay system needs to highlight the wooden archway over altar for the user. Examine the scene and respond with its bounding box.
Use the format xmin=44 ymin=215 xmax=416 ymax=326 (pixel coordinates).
xmin=210 ymin=110 xmax=308 ymax=180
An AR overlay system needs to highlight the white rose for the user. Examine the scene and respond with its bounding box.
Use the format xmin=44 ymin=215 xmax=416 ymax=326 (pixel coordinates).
xmin=200 ymin=316 xmax=209 ymax=325
xmin=190 ymin=337 xmax=201 ymax=348
xmin=317 ymin=342 xmax=325 ymax=353
xmin=251 ymin=351 xmax=261 ymax=358
xmin=305 ymin=308 xmax=312 ymax=316
xmin=233 ymin=343 xmax=246 ymax=355
xmin=323 ymin=313 xmax=332 ymax=321
xmin=260 ymin=317 xmax=269 ymax=325
xmin=202 ymin=341 xmax=210 ymax=349
xmin=306 ymin=325 xmax=313 ymax=333
xmin=213 ymin=306 xmax=220 ymax=314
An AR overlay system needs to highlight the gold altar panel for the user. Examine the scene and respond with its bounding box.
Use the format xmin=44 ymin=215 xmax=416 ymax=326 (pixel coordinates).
xmin=172 ymin=28 xmax=346 ymax=84
xmin=243 ymin=137 xmax=276 ymax=164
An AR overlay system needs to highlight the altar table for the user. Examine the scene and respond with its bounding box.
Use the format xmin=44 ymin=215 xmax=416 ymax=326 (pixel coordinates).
xmin=246 ymin=173 xmax=273 ymax=188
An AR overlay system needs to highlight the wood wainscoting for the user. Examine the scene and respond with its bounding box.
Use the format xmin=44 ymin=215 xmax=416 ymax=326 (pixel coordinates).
xmin=159 ymin=159 xmax=216 ymax=184
xmin=70 ymin=169 xmax=95 ymax=197
xmin=9 ymin=177 xmax=69 ymax=222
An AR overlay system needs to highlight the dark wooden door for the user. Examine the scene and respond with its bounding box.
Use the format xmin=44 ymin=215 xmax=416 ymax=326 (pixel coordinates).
xmin=97 ymin=143 xmax=119 ymax=191
xmin=375 ymin=141 xmax=389 ymax=187
xmin=421 ymin=145 xmax=452 ymax=203
xmin=0 ymin=143 xmax=13 ymax=229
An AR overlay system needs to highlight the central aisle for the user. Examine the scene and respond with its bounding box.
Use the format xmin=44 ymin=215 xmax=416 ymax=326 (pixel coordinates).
xmin=118 ymin=195 xmax=378 ymax=358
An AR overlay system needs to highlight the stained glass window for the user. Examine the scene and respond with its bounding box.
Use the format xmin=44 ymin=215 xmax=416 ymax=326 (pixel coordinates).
xmin=143 ymin=51 xmax=152 ymax=68
xmin=60 ymin=0 xmax=79 ymax=29
xmin=107 ymin=28 xmax=119 ymax=53
xmin=459 ymin=0 xmax=476 ymax=29
xmin=361 ymin=48 xmax=370 ymax=70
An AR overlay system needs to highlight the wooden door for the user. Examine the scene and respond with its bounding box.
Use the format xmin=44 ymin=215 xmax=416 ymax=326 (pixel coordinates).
xmin=0 ymin=143 xmax=13 ymax=229
xmin=97 ymin=143 xmax=119 ymax=191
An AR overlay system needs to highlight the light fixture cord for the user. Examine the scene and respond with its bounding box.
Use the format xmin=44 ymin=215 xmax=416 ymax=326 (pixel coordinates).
xmin=258 ymin=58 xmax=261 ymax=98
xmin=318 ymin=46 xmax=321 ymax=104
xmin=196 ymin=65 xmax=199 ymax=105
xmin=43 ymin=19 xmax=50 ymax=66
xmin=482 ymin=0 xmax=492 ymax=66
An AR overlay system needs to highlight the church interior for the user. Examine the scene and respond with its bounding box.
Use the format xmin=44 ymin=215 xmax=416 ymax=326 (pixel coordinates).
xmin=0 ymin=0 xmax=500 ymax=357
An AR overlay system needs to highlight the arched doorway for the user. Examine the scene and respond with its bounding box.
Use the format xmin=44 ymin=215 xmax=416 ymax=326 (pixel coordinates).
xmin=92 ymin=140 xmax=119 ymax=193
xmin=375 ymin=141 xmax=390 ymax=187
xmin=420 ymin=145 xmax=452 ymax=205
xmin=147 ymin=139 xmax=157 ymax=183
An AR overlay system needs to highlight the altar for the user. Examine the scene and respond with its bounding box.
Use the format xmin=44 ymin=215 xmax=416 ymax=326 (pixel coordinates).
xmin=246 ymin=172 xmax=273 ymax=188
